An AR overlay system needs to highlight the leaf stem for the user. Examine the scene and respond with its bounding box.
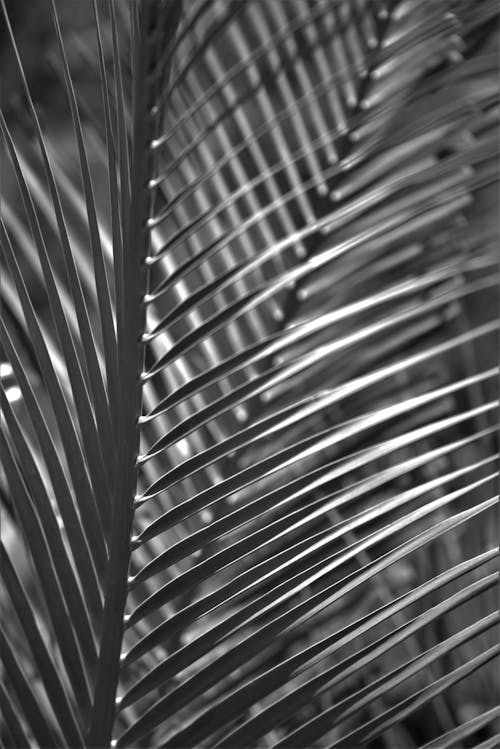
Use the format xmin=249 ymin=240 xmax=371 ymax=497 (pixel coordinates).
xmin=86 ymin=2 xmax=182 ymax=745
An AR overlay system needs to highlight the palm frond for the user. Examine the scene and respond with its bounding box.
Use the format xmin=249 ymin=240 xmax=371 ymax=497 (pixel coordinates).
xmin=1 ymin=1 xmax=498 ymax=747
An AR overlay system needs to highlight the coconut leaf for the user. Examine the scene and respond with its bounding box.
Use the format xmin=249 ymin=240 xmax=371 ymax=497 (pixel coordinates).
xmin=1 ymin=1 xmax=498 ymax=748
